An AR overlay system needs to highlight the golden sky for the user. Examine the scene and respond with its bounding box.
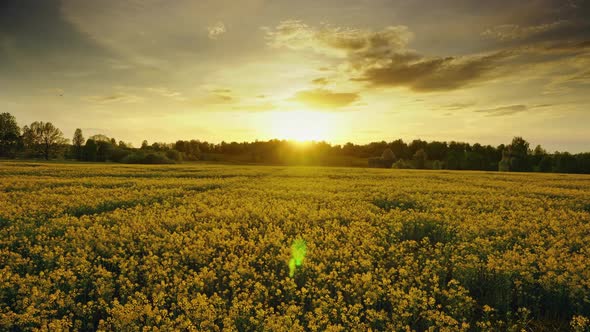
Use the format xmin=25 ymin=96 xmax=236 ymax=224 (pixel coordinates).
xmin=1 ymin=0 xmax=589 ymax=151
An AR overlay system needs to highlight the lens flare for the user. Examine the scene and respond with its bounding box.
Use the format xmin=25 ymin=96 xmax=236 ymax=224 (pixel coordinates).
xmin=289 ymin=239 xmax=307 ymax=277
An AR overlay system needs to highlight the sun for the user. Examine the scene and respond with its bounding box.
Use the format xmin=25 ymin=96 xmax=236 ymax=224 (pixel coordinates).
xmin=268 ymin=110 xmax=333 ymax=142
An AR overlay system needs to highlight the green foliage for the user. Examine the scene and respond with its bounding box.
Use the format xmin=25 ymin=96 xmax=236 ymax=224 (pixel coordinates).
xmin=499 ymin=158 xmax=511 ymax=172
xmin=165 ymin=149 xmax=183 ymax=162
xmin=83 ymin=139 xmax=98 ymax=161
xmin=0 ymin=112 xmax=21 ymax=157
xmin=392 ymin=159 xmax=414 ymax=169
xmin=2 ymin=111 xmax=590 ymax=174
xmin=432 ymin=160 xmax=442 ymax=170
xmin=21 ymin=121 xmax=68 ymax=160
xmin=413 ymin=149 xmax=427 ymax=169
xmin=121 ymin=151 xmax=175 ymax=164
xmin=381 ymin=148 xmax=395 ymax=161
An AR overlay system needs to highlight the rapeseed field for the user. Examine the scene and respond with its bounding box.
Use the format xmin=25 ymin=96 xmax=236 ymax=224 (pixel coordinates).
xmin=1 ymin=162 xmax=589 ymax=331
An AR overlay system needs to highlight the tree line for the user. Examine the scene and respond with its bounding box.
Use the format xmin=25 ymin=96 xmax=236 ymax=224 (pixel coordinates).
xmin=1 ymin=112 xmax=589 ymax=173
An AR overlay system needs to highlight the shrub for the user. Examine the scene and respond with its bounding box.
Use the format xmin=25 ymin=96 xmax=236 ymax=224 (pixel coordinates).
xmin=121 ymin=152 xmax=175 ymax=164
xmin=392 ymin=159 xmax=414 ymax=169
xmin=165 ymin=149 xmax=183 ymax=162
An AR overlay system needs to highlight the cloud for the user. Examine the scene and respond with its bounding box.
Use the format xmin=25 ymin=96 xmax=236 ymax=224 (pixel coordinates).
xmin=187 ymin=88 xmax=236 ymax=107
xmin=566 ymin=70 xmax=590 ymax=83
xmin=208 ymin=21 xmax=226 ymax=40
xmin=312 ymin=77 xmax=330 ymax=86
xmin=211 ymin=88 xmax=232 ymax=94
xmin=443 ymin=102 xmax=476 ymax=110
xmin=474 ymin=104 xmax=528 ymax=116
xmin=146 ymin=87 xmax=185 ymax=100
xmin=533 ymin=40 xmax=590 ymax=54
xmin=208 ymin=94 xmax=234 ymax=103
xmin=356 ymin=52 xmax=510 ymax=92
xmin=208 ymin=88 xmax=234 ymax=103
xmin=266 ymin=17 xmax=590 ymax=93
xmin=290 ymin=88 xmax=360 ymax=109
xmin=482 ymin=20 xmax=570 ymax=41
xmin=266 ymin=20 xmax=511 ymax=92
xmin=265 ymin=20 xmax=412 ymax=59
xmin=82 ymin=93 xmax=143 ymax=104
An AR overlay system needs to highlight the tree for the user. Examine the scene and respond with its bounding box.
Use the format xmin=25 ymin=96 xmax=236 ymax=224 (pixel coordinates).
xmin=0 ymin=112 xmax=21 ymax=157
xmin=408 ymin=139 xmax=428 ymax=157
xmin=72 ymin=128 xmax=85 ymax=160
xmin=426 ymin=141 xmax=447 ymax=161
xmin=88 ymin=134 xmax=111 ymax=143
xmin=538 ymin=156 xmax=553 ymax=172
xmin=175 ymin=140 xmax=186 ymax=153
xmin=499 ymin=149 xmax=511 ymax=171
xmin=446 ymin=142 xmax=467 ymax=170
xmin=22 ymin=121 xmax=67 ymax=160
xmin=554 ymin=152 xmax=578 ymax=173
xmin=141 ymin=140 xmax=149 ymax=149
xmin=83 ymin=139 xmax=98 ymax=161
xmin=413 ymin=149 xmax=427 ymax=169
xmin=507 ymin=136 xmax=531 ymax=172
xmin=381 ymin=148 xmax=395 ymax=161
xmin=390 ymin=139 xmax=409 ymax=159
xmin=97 ymin=141 xmax=114 ymax=161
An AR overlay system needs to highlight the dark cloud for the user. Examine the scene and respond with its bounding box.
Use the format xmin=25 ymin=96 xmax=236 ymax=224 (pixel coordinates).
xmin=204 ymin=88 xmax=234 ymax=104
xmin=0 ymin=0 xmax=108 ymax=73
xmin=214 ymin=94 xmax=233 ymax=102
xmin=265 ymin=20 xmax=411 ymax=58
xmin=474 ymin=104 xmax=528 ymax=116
xmin=534 ymin=40 xmax=590 ymax=53
xmin=356 ymin=52 xmax=510 ymax=92
xmin=565 ymin=70 xmax=590 ymax=83
xmin=82 ymin=93 xmax=143 ymax=104
xmin=312 ymin=77 xmax=330 ymax=85
xmin=444 ymin=102 xmax=476 ymax=110
xmin=482 ymin=20 xmax=570 ymax=41
xmin=211 ymin=88 xmax=232 ymax=94
xmin=291 ymin=89 xmax=360 ymax=109
xmin=267 ymin=21 xmax=517 ymax=92
xmin=266 ymin=11 xmax=589 ymax=92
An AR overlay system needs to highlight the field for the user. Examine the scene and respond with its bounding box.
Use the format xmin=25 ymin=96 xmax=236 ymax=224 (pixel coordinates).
xmin=1 ymin=162 xmax=590 ymax=331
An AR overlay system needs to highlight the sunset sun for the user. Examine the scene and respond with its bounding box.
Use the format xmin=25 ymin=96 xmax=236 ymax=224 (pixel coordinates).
xmin=269 ymin=110 xmax=333 ymax=142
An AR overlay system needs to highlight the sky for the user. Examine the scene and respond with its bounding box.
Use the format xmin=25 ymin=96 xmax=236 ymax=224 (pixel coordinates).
xmin=1 ymin=0 xmax=589 ymax=152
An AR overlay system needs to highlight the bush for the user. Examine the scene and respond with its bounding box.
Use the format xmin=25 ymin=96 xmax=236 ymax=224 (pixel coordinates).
xmin=392 ymin=159 xmax=414 ymax=169
xmin=121 ymin=152 xmax=175 ymax=164
xmin=109 ymin=148 xmax=131 ymax=162
xmin=432 ymin=160 xmax=442 ymax=170
xmin=165 ymin=149 xmax=183 ymax=162
xmin=498 ymin=158 xmax=510 ymax=172
xmin=368 ymin=157 xmax=394 ymax=168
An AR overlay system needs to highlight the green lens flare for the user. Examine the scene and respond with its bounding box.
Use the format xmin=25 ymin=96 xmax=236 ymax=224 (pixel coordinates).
xmin=289 ymin=239 xmax=307 ymax=277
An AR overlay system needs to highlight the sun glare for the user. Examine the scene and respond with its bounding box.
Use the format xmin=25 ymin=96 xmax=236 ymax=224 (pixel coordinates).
xmin=268 ymin=110 xmax=333 ymax=142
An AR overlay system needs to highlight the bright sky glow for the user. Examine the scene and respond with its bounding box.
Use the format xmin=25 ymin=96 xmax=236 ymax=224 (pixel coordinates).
xmin=1 ymin=0 xmax=588 ymax=151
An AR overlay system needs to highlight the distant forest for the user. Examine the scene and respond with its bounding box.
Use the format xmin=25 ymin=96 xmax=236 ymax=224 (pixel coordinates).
xmin=1 ymin=112 xmax=589 ymax=173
